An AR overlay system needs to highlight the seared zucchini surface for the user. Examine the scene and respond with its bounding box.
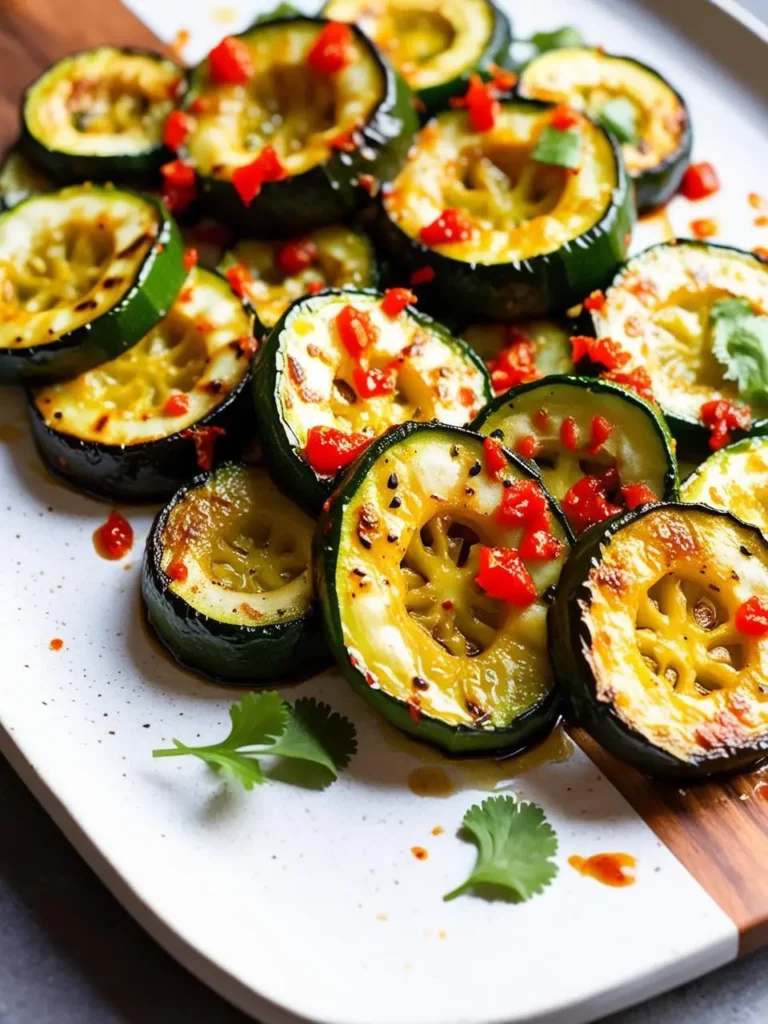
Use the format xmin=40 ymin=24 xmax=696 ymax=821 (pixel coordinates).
xmin=322 ymin=0 xmax=512 ymax=114
xmin=462 ymin=319 xmax=573 ymax=382
xmin=29 ymin=267 xmax=255 ymax=501
xmin=253 ymin=288 xmax=491 ymax=509
xmin=22 ymin=47 xmax=183 ymax=183
xmin=0 ymin=144 xmax=54 ymax=210
xmin=220 ymin=225 xmax=377 ymax=330
xmin=185 ymin=16 xmax=417 ymax=236
xmin=591 ymin=242 xmax=768 ymax=455
xmin=683 ymin=436 xmax=768 ymax=535
xmin=0 ymin=185 xmax=185 ymax=383
xmin=143 ymin=463 xmax=328 ymax=684
xmin=472 ymin=376 xmax=678 ymax=531
xmin=375 ymin=102 xmax=633 ymax=320
xmin=518 ymin=48 xmax=691 ymax=210
xmin=550 ymin=503 xmax=768 ymax=777
xmin=316 ymin=422 xmax=570 ymax=754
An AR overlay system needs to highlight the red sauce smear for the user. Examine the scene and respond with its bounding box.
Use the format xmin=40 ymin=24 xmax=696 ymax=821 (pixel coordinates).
xmin=411 ymin=846 xmax=429 ymax=861
xmin=93 ymin=510 xmax=134 ymax=560
xmin=569 ymin=852 xmax=636 ymax=887
xmin=49 ymin=638 xmax=64 ymax=651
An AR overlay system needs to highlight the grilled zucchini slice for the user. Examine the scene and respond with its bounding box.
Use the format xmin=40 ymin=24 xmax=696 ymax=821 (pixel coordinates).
xmin=518 ymin=48 xmax=691 ymax=210
xmin=143 ymin=463 xmax=328 ymax=684
xmin=29 ymin=267 xmax=256 ymax=502
xmin=549 ymin=503 xmax=768 ymax=777
xmin=682 ymin=436 xmax=768 ymax=534
xmin=253 ymin=288 xmax=491 ymax=509
xmin=0 ymin=185 xmax=185 ymax=383
xmin=316 ymin=421 xmax=570 ymax=754
xmin=21 ymin=47 xmax=184 ymax=183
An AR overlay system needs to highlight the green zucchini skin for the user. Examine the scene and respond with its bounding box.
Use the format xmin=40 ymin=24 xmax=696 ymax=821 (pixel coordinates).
xmin=373 ymin=103 xmax=635 ymax=322
xmin=0 ymin=189 xmax=186 ymax=384
xmin=142 ymin=471 xmax=330 ymax=686
xmin=20 ymin=47 xmax=184 ymax=184
xmin=315 ymin=420 xmax=568 ymax=756
xmin=26 ymin=373 xmax=255 ymax=504
xmin=187 ymin=17 xmax=418 ymax=238
xmin=548 ymin=503 xmax=768 ymax=779
xmin=0 ymin=141 xmax=54 ymax=211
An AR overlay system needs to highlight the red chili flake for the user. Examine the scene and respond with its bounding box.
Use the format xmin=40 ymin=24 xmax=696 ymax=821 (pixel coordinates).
xmin=601 ymin=366 xmax=654 ymax=402
xmin=408 ymin=699 xmax=422 ymax=725
xmin=620 ymin=483 xmax=658 ymax=511
xmin=353 ymin=364 xmax=397 ymax=398
xmin=496 ymin=479 xmax=547 ymax=526
xmin=94 ymin=510 xmax=134 ymax=560
xmin=160 ymin=159 xmax=197 ymax=214
xmin=381 ymin=287 xmax=417 ymax=317
xmin=735 ymin=597 xmax=768 ymax=637
xmin=358 ymin=173 xmax=377 ymax=196
xmin=304 ymin=425 xmax=369 ymax=475
xmin=164 ymin=392 xmax=189 ymax=417
xmin=419 ymin=208 xmax=474 ymax=247
xmin=49 ymin=638 xmax=64 ymax=651
xmin=515 ymin=434 xmax=540 ymax=459
xmin=329 ymin=129 xmax=358 ymax=152
xmin=560 ymin=416 xmax=580 ymax=452
xmin=410 ymin=266 xmax=435 ymax=286
xmin=519 ymin=514 xmax=563 ymax=561
xmin=308 ymin=21 xmax=353 ymax=75
xmin=561 ymin=476 xmax=622 ymax=534
xmin=183 ymin=247 xmax=198 ymax=272
xmin=225 ymin=263 xmax=252 ymax=297
xmin=475 ymin=546 xmax=537 ymax=606
xmin=700 ymin=399 xmax=752 ymax=451
xmin=487 ymin=331 xmax=540 ymax=394
xmin=458 ymin=386 xmax=477 ymax=408
xmin=188 ymin=96 xmax=211 ymax=115
xmin=232 ymin=145 xmax=286 ymax=207
xmin=277 ymin=238 xmax=318 ymax=276
xmin=570 ymin=335 xmax=630 ymax=371
xmin=307 ymin=281 xmax=324 ymax=295
xmin=163 ymin=109 xmax=195 ymax=151
xmin=533 ymin=407 xmax=550 ymax=429
xmin=488 ymin=63 xmax=518 ymax=91
xmin=179 ymin=286 xmax=194 ymax=303
xmin=583 ymin=289 xmax=606 ymax=313
xmin=463 ymin=74 xmax=499 ymax=132
xmin=690 ymin=218 xmax=718 ymax=240
xmin=680 ymin=161 xmax=720 ymax=200
xmin=181 ymin=425 xmax=226 ymax=471
xmin=336 ymin=304 xmax=379 ymax=359
xmin=483 ymin=435 xmax=507 ymax=477
xmin=166 ymin=560 xmax=188 ymax=582
xmin=589 ymin=415 xmax=614 ymax=455
xmin=208 ymin=36 xmax=253 ymax=85
xmin=550 ymin=104 xmax=580 ymax=130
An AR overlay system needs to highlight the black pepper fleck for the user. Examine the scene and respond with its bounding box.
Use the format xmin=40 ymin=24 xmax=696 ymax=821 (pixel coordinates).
xmin=468 ymin=461 xmax=481 ymax=477
xmin=387 ymin=473 xmax=398 ymax=489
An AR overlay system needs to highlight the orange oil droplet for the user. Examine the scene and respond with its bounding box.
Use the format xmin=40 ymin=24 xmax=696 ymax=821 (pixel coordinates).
xmin=411 ymin=846 xmax=429 ymax=861
xmin=408 ymin=767 xmax=456 ymax=798
xmin=569 ymin=852 xmax=636 ymax=887
xmin=49 ymin=638 xmax=64 ymax=651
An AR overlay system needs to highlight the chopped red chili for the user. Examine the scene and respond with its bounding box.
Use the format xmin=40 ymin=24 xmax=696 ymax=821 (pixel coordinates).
xmin=519 ymin=514 xmax=563 ymax=561
xmin=225 ymin=263 xmax=252 ymax=297
xmin=94 ymin=510 xmax=134 ymax=560
xmin=560 ymin=416 xmax=580 ymax=452
xmin=679 ymin=162 xmax=720 ymax=200
xmin=533 ymin=407 xmax=550 ymax=429
xmin=232 ymin=145 xmax=286 ymax=207
xmin=336 ymin=304 xmax=379 ymax=359
xmin=458 ymin=386 xmax=477 ymax=408
xmin=735 ymin=596 xmax=768 ymax=637
xmin=381 ymin=287 xmax=417 ymax=317
xmin=307 ymin=281 xmax=324 ymax=295
xmin=358 ymin=173 xmax=377 ymax=196
xmin=589 ymin=415 xmax=614 ymax=454
xmin=620 ymin=483 xmax=658 ymax=510
xmin=487 ymin=63 xmax=518 ymax=91
xmin=419 ymin=208 xmax=474 ymax=247
xmin=353 ymin=364 xmax=397 ymax=398
xmin=188 ymin=96 xmax=210 ymax=115
xmin=463 ymin=74 xmax=499 ymax=132
xmin=690 ymin=218 xmax=718 ymax=240
xmin=700 ymin=399 xmax=751 ymax=451
xmin=487 ymin=332 xmax=540 ymax=393
xmin=496 ymin=479 xmax=547 ymax=526
xmin=583 ymin=289 xmax=606 ymax=313
xmin=308 ymin=21 xmax=353 ymax=74
xmin=550 ymin=104 xmax=580 ymax=130
xmin=475 ymin=546 xmax=537 ymax=606
xmin=329 ymin=129 xmax=357 ymax=152
xmin=183 ymin=248 xmax=198 ymax=272
xmin=163 ymin=393 xmax=189 ymax=417
xmin=277 ymin=238 xmax=318 ymax=276
xmin=160 ymin=159 xmax=197 ymax=214
xmin=180 ymin=425 xmax=226 ymax=471
xmin=601 ymin=366 xmax=654 ymax=402
xmin=410 ymin=266 xmax=435 ymax=286
xmin=483 ymin=436 xmax=507 ymax=477
xmin=163 ymin=110 xmax=194 ymax=152
xmin=304 ymin=425 xmax=369 ymax=475
xmin=561 ymin=475 xmax=622 ymax=534
xmin=570 ymin=334 xmax=630 ymax=371
xmin=515 ymin=433 xmax=540 ymax=459
xmin=208 ymin=36 xmax=253 ymax=85
xmin=167 ymin=560 xmax=188 ymax=582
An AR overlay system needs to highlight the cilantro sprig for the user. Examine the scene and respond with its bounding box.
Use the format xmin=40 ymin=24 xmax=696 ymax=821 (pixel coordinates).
xmin=526 ymin=27 xmax=586 ymax=53
xmin=153 ymin=692 xmax=357 ymax=790
xmin=444 ymin=795 xmax=558 ymax=902
xmin=711 ymin=297 xmax=768 ymax=405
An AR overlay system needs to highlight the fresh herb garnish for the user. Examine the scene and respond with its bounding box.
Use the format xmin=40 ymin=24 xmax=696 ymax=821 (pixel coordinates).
xmin=711 ymin=297 xmax=768 ymax=404
xmin=444 ymin=795 xmax=558 ymax=902
xmin=153 ymin=692 xmax=357 ymax=790
xmin=249 ymin=2 xmax=300 ymax=27
xmin=599 ymin=97 xmax=639 ymax=145
xmin=532 ymin=126 xmax=581 ymax=168
xmin=528 ymin=27 xmax=586 ymax=53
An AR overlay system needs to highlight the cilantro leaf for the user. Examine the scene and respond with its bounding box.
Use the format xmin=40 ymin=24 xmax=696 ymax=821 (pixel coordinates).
xmin=711 ymin=297 xmax=768 ymax=404
xmin=529 ymin=27 xmax=586 ymax=53
xmin=170 ymin=743 xmax=266 ymax=790
xmin=444 ymin=796 xmax=558 ymax=902
xmin=248 ymin=3 xmax=300 ymax=27
xmin=532 ymin=126 xmax=581 ymax=168
xmin=269 ymin=698 xmax=358 ymax=778
xmin=223 ymin=691 xmax=288 ymax=749
xmin=599 ymin=97 xmax=639 ymax=145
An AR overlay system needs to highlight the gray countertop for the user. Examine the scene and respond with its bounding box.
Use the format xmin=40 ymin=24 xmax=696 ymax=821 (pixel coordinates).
xmin=3 ymin=1 xmax=768 ymax=1021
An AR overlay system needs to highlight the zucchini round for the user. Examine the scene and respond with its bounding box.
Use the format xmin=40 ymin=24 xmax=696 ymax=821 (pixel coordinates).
xmin=21 ymin=47 xmax=184 ymax=183
xmin=253 ymin=288 xmax=491 ymax=510
xmin=219 ymin=224 xmax=377 ymax=331
xmin=0 ymin=185 xmax=186 ymax=384
xmin=549 ymin=503 xmax=768 ymax=778
xmin=518 ymin=48 xmax=691 ymax=211
xmin=462 ymin=318 xmax=573 ymax=385
xmin=682 ymin=436 xmax=768 ymax=535
xmin=374 ymin=101 xmax=634 ymax=322
xmin=28 ymin=267 xmax=256 ymax=502
xmin=472 ymin=375 xmax=679 ymax=532
xmin=0 ymin=143 xmax=54 ymax=211
xmin=316 ymin=421 xmax=570 ymax=754
xmin=184 ymin=16 xmax=417 ymax=237
xmin=321 ymin=0 xmax=512 ymax=115
xmin=143 ymin=463 xmax=328 ymax=684
xmin=591 ymin=242 xmax=768 ymax=457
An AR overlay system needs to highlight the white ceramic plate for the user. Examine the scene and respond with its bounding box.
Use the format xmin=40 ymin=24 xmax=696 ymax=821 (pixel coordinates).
xmin=2 ymin=1 xmax=768 ymax=1021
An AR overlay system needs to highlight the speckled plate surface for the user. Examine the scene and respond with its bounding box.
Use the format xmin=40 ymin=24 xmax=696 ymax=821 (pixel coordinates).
xmin=3 ymin=1 xmax=768 ymax=1021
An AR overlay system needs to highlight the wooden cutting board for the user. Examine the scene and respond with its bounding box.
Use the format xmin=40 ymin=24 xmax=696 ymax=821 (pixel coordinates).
xmin=3 ymin=0 xmax=768 ymax=960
